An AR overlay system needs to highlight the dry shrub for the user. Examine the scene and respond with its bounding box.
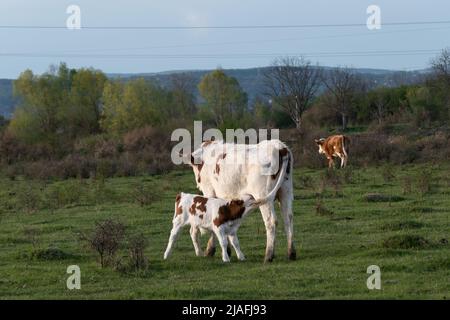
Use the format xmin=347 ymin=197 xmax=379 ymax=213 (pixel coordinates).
xmin=81 ymin=219 xmax=126 ymax=268
xmin=381 ymin=164 xmax=396 ymax=183
xmin=383 ymin=235 xmax=429 ymax=249
xmin=315 ymin=199 xmax=334 ymax=216
xmin=416 ymin=169 xmax=433 ymax=195
xmin=127 ymin=233 xmax=149 ymax=271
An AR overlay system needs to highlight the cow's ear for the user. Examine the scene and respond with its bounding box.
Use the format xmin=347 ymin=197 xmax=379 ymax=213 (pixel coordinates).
xmin=314 ymin=139 xmax=321 ymax=145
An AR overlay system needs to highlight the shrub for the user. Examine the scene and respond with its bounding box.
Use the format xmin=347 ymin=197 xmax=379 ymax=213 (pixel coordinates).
xmin=315 ymin=200 xmax=334 ymax=216
xmin=44 ymin=181 xmax=83 ymax=209
xmin=320 ymin=169 xmax=343 ymax=197
xmin=297 ymin=175 xmax=314 ymax=189
xmin=127 ymin=233 xmax=149 ymax=271
xmin=33 ymin=247 xmax=72 ymax=260
xmin=131 ymin=183 xmax=156 ymax=207
xmin=81 ymin=219 xmax=126 ymax=268
xmin=381 ymin=164 xmax=396 ymax=183
xmin=401 ymin=176 xmax=413 ymax=195
xmin=23 ymin=227 xmax=40 ymax=249
xmin=382 ymin=235 xmax=429 ymax=249
xmin=364 ymin=193 xmax=405 ymax=202
xmin=416 ymin=169 xmax=433 ymax=195
xmin=16 ymin=185 xmax=42 ymax=213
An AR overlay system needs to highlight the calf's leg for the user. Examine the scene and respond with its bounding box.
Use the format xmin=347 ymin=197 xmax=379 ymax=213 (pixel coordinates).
xmin=214 ymin=228 xmax=230 ymax=262
xmin=228 ymin=232 xmax=245 ymax=261
xmin=163 ymin=218 xmax=183 ymax=260
xmin=190 ymin=226 xmax=203 ymax=257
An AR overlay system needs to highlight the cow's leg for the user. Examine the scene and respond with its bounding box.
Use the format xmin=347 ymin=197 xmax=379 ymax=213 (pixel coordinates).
xmin=228 ymin=232 xmax=245 ymax=261
xmin=213 ymin=228 xmax=230 ymax=262
xmin=190 ymin=226 xmax=203 ymax=257
xmin=259 ymin=202 xmax=277 ymax=263
xmin=339 ymin=155 xmax=345 ymax=168
xmin=328 ymin=157 xmax=334 ymax=168
xmin=278 ymin=181 xmax=296 ymax=260
xmin=163 ymin=219 xmax=183 ymax=260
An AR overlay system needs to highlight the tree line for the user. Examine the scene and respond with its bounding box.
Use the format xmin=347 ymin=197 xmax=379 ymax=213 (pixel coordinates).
xmin=1 ymin=49 xmax=449 ymax=164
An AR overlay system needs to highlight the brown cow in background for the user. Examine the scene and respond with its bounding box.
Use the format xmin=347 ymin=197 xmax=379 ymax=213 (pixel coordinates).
xmin=315 ymin=135 xmax=350 ymax=168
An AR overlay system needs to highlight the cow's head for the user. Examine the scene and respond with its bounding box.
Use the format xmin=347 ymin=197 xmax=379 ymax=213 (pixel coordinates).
xmin=187 ymin=140 xmax=214 ymax=184
xmin=315 ymin=138 xmax=326 ymax=154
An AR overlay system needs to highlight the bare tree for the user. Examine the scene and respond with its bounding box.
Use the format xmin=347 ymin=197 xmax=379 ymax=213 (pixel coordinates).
xmin=431 ymin=48 xmax=450 ymax=84
xmin=263 ymin=56 xmax=322 ymax=130
xmin=321 ymin=67 xmax=366 ymax=131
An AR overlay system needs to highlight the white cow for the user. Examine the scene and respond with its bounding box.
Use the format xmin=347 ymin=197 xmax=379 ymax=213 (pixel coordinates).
xmin=188 ymin=139 xmax=296 ymax=262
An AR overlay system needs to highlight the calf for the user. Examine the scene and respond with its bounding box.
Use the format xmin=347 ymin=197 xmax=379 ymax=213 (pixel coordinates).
xmin=315 ymin=135 xmax=350 ymax=168
xmin=164 ymin=152 xmax=289 ymax=262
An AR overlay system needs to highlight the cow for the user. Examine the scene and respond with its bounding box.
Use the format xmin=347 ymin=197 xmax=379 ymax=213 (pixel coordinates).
xmin=187 ymin=139 xmax=295 ymax=263
xmin=163 ymin=152 xmax=288 ymax=262
xmin=315 ymin=135 xmax=350 ymax=168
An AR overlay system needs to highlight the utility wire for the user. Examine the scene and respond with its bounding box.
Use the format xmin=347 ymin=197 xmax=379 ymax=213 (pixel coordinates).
xmin=0 ymin=49 xmax=442 ymax=59
xmin=1 ymin=20 xmax=450 ymax=30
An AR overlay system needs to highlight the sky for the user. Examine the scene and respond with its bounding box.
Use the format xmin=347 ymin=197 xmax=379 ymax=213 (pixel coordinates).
xmin=0 ymin=0 xmax=449 ymax=78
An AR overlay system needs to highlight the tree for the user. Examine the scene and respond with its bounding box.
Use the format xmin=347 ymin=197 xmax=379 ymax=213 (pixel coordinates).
xmin=263 ymin=56 xmax=322 ymax=130
xmin=10 ymin=63 xmax=108 ymax=145
xmin=198 ymin=69 xmax=248 ymax=127
xmin=100 ymin=78 xmax=170 ymax=134
xmin=168 ymin=73 xmax=197 ymax=118
xmin=64 ymin=68 xmax=107 ymax=137
xmin=431 ymin=48 xmax=450 ymax=85
xmin=429 ymin=48 xmax=450 ymax=121
xmin=322 ymin=67 xmax=366 ymax=131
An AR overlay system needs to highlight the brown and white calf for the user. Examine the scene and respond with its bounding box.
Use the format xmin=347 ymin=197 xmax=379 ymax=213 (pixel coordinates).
xmin=164 ymin=152 xmax=289 ymax=262
xmin=315 ymin=135 xmax=350 ymax=168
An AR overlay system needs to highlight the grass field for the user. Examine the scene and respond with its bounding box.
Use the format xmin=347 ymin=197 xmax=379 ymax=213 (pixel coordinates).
xmin=0 ymin=164 xmax=449 ymax=299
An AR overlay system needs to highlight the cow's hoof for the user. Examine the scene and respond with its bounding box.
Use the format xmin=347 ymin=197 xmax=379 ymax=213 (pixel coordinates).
xmin=288 ymin=248 xmax=297 ymax=261
xmin=205 ymin=246 xmax=216 ymax=257
xmin=264 ymin=254 xmax=274 ymax=263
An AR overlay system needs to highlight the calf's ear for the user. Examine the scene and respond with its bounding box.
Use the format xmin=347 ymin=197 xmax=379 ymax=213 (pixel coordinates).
xmin=314 ymin=139 xmax=321 ymax=145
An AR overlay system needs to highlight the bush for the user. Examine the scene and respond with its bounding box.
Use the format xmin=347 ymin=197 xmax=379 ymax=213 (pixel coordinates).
xmin=81 ymin=219 xmax=126 ymax=268
xmin=364 ymin=193 xmax=405 ymax=202
xmin=16 ymin=185 xmax=42 ymax=213
xmin=130 ymin=183 xmax=157 ymax=207
xmin=381 ymin=164 xmax=396 ymax=183
xmin=315 ymin=200 xmax=334 ymax=216
xmin=44 ymin=181 xmax=83 ymax=209
xmin=33 ymin=247 xmax=72 ymax=260
xmin=416 ymin=169 xmax=433 ymax=195
xmin=127 ymin=233 xmax=149 ymax=271
xmin=383 ymin=235 xmax=429 ymax=249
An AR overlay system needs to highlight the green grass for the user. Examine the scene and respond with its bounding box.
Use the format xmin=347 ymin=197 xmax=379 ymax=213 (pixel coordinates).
xmin=0 ymin=164 xmax=449 ymax=299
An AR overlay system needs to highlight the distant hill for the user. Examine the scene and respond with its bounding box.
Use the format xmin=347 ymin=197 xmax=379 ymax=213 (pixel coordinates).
xmin=0 ymin=66 xmax=428 ymax=118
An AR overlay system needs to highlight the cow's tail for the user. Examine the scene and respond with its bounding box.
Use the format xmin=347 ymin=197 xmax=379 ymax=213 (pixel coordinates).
xmin=342 ymin=135 xmax=350 ymax=158
xmin=251 ymin=150 xmax=290 ymax=208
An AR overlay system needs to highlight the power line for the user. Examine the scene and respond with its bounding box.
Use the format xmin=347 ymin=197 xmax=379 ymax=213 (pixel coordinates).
xmin=48 ymin=26 xmax=450 ymax=54
xmin=0 ymin=49 xmax=442 ymax=59
xmin=1 ymin=20 xmax=450 ymax=30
